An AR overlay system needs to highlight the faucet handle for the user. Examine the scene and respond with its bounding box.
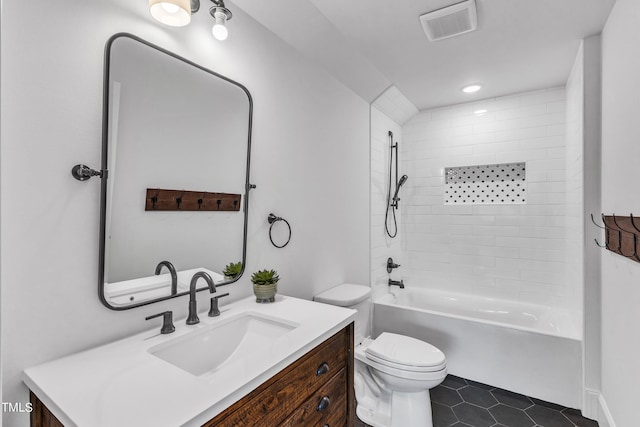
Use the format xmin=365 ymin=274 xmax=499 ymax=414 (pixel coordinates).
xmin=208 ymin=292 xmax=230 ymax=317
xmin=386 ymin=257 xmax=401 ymax=273
xmin=145 ymin=311 xmax=175 ymax=334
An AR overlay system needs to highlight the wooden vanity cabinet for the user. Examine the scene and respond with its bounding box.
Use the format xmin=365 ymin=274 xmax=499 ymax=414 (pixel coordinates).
xmin=30 ymin=392 xmax=64 ymax=427
xmin=30 ymin=323 xmax=355 ymax=427
xmin=206 ymin=323 xmax=355 ymax=427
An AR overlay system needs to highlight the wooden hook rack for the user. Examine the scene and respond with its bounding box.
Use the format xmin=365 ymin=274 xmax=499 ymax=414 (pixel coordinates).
xmin=145 ymin=188 xmax=241 ymax=212
xmin=592 ymin=214 xmax=640 ymax=263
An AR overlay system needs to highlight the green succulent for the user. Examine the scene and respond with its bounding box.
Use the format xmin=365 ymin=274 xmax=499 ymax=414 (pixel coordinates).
xmin=251 ymin=269 xmax=279 ymax=286
xmin=223 ymin=261 xmax=243 ymax=278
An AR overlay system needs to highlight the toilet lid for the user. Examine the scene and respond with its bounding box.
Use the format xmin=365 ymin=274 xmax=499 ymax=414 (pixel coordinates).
xmin=365 ymin=332 xmax=445 ymax=372
xmin=313 ymin=284 xmax=371 ymax=307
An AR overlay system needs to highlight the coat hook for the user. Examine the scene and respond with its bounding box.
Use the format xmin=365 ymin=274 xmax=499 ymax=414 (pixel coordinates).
xmin=590 ymin=213 xmax=606 ymax=229
xmin=151 ymin=189 xmax=160 ymax=210
xmin=631 ymin=233 xmax=640 ymax=262
xmin=176 ymin=191 xmax=184 ymax=209
xmin=629 ymin=214 xmax=640 ymax=233
xmin=610 ymin=214 xmax=633 ymax=233
xmin=599 ymin=222 xmax=618 ymax=252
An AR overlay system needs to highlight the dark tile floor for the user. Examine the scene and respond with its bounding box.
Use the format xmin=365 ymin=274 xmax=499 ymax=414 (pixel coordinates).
xmin=356 ymin=375 xmax=599 ymax=427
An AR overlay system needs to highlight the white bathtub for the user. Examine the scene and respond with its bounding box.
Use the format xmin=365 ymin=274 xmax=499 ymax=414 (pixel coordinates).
xmin=373 ymin=288 xmax=583 ymax=409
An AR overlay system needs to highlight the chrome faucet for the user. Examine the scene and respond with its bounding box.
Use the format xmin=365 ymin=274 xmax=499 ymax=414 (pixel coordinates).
xmin=155 ymin=260 xmax=178 ymax=295
xmin=388 ymin=279 xmax=405 ymax=289
xmin=186 ymin=271 xmax=229 ymax=325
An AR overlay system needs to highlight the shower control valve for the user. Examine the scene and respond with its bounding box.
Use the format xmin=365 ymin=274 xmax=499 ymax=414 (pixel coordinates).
xmin=387 ymin=257 xmax=401 ymax=273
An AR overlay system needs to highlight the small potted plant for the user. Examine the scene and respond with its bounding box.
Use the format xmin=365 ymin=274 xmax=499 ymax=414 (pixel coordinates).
xmin=222 ymin=261 xmax=243 ymax=280
xmin=251 ymin=269 xmax=279 ymax=303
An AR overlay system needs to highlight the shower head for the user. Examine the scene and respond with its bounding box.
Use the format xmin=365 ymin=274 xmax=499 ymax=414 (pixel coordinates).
xmin=392 ymin=175 xmax=409 ymax=208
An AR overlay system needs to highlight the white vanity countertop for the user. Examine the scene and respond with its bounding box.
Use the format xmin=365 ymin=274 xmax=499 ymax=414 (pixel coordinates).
xmin=23 ymin=296 xmax=356 ymax=427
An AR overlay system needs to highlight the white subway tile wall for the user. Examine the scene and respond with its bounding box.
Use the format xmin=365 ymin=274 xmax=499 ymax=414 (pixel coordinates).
xmin=399 ymin=87 xmax=575 ymax=308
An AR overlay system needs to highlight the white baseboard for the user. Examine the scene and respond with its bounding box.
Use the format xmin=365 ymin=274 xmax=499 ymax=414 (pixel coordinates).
xmin=583 ymin=388 xmax=616 ymax=427
xmin=583 ymin=388 xmax=600 ymax=421
xmin=598 ymin=393 xmax=617 ymax=427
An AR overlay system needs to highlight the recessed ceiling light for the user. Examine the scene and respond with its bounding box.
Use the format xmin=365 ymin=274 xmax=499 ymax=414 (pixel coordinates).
xmin=474 ymin=109 xmax=488 ymax=115
xmin=461 ymin=84 xmax=482 ymax=93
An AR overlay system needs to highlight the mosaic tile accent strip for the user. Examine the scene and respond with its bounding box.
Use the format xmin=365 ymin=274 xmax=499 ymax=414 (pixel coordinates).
xmin=445 ymin=162 xmax=526 ymax=205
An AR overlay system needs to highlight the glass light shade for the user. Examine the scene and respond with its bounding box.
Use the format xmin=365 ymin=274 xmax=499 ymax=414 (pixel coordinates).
xmin=212 ymin=11 xmax=228 ymax=40
xmin=149 ymin=0 xmax=191 ymax=27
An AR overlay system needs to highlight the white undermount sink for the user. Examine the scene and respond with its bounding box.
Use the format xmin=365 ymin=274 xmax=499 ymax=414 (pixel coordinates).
xmin=148 ymin=312 xmax=299 ymax=376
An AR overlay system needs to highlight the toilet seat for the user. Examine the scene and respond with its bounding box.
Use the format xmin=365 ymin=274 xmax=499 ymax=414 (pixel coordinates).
xmin=365 ymin=333 xmax=446 ymax=373
xmin=356 ymin=336 xmax=447 ymax=382
xmin=366 ymin=353 xmax=446 ymax=373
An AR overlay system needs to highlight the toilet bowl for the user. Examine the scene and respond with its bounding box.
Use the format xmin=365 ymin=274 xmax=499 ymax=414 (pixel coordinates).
xmin=314 ymin=284 xmax=447 ymax=427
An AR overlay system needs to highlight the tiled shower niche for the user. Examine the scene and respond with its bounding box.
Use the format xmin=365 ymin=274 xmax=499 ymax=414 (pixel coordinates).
xmin=445 ymin=162 xmax=526 ymax=205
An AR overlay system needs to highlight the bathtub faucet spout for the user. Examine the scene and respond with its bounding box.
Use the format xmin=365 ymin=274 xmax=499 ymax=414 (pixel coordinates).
xmin=388 ymin=279 xmax=405 ymax=289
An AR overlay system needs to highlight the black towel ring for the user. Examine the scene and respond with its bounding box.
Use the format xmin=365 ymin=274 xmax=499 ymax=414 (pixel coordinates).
xmin=268 ymin=213 xmax=291 ymax=248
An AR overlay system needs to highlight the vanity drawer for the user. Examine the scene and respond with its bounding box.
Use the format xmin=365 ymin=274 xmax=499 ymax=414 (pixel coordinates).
xmin=279 ymin=368 xmax=347 ymax=427
xmin=206 ymin=326 xmax=351 ymax=427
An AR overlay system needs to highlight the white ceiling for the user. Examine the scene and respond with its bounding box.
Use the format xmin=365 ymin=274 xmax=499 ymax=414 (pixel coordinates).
xmin=231 ymin=0 xmax=615 ymax=111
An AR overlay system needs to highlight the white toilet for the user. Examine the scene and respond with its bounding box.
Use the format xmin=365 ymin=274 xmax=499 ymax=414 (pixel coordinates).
xmin=314 ymin=284 xmax=447 ymax=427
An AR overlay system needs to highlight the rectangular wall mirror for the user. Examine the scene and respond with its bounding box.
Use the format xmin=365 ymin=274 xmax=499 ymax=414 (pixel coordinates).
xmin=99 ymin=33 xmax=253 ymax=310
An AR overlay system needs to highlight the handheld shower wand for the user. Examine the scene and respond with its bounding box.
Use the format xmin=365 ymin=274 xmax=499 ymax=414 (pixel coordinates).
xmin=391 ymin=174 xmax=408 ymax=208
xmin=385 ymin=131 xmax=409 ymax=238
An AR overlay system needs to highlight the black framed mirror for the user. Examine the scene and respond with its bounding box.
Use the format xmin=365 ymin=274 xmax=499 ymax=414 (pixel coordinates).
xmin=98 ymin=33 xmax=253 ymax=310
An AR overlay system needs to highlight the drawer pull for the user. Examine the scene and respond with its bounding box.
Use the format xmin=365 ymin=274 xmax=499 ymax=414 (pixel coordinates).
xmin=316 ymin=362 xmax=330 ymax=376
xmin=317 ymin=396 xmax=331 ymax=412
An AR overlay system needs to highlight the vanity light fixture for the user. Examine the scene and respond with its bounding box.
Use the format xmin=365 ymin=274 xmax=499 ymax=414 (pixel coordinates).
xmin=149 ymin=0 xmax=233 ymax=41
xmin=149 ymin=0 xmax=200 ymax=27
xmin=461 ymin=83 xmax=483 ymax=93
xmin=210 ymin=0 xmax=232 ymax=41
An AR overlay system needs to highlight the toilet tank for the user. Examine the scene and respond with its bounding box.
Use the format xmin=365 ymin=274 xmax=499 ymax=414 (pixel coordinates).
xmin=314 ymin=284 xmax=371 ymax=345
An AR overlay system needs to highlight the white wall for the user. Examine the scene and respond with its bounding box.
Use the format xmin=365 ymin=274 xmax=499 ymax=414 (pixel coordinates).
xmin=566 ymin=37 xmax=604 ymax=419
xmin=0 ymin=1 xmax=370 ymax=425
xmin=576 ymin=35 xmax=604 ymax=419
xmin=599 ymin=1 xmax=640 ymax=425
xmin=400 ymin=88 xmax=577 ymax=309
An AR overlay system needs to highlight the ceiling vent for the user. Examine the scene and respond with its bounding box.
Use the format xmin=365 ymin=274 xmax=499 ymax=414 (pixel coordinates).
xmin=419 ymin=0 xmax=478 ymax=42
